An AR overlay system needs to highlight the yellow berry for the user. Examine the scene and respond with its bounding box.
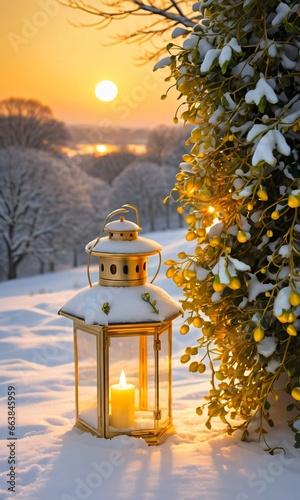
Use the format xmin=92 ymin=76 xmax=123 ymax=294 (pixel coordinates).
xmin=178 ymin=252 xmax=187 ymax=259
xmin=271 ymin=210 xmax=280 ymax=220
xmin=287 ymin=325 xmax=297 ymax=336
xmin=288 ymin=194 xmax=300 ymax=208
xmin=228 ymin=277 xmax=241 ymax=290
xmin=177 ymin=206 xmax=185 ymax=214
xmin=253 ymin=327 xmax=265 ymax=342
xmin=183 ymin=269 xmax=196 ymax=279
xmin=287 ymin=312 xmax=296 ymax=323
xmin=193 ymin=317 xmax=203 ymax=328
xmin=277 ymin=312 xmax=296 ymax=323
xmin=180 ymin=324 xmax=190 ymax=335
xmin=185 ymin=213 xmax=196 ymax=224
xmin=202 ymin=325 xmax=213 ymax=337
xmin=197 ymin=228 xmax=206 ymax=237
xmin=180 ymin=354 xmax=191 ymax=363
xmin=267 ymin=230 xmax=273 ymax=237
xmin=277 ymin=312 xmax=289 ymax=323
xmin=186 ymin=231 xmax=197 ymax=241
xmin=237 ymin=230 xmax=248 ymax=243
xmin=291 ymin=387 xmax=300 ymax=401
xmin=173 ymin=272 xmax=184 ymax=284
xmin=261 ymin=268 xmax=267 ymax=274
xmin=166 ymin=267 xmax=177 ymax=278
xmin=210 ymin=236 xmax=221 ymax=247
xmin=257 ymin=188 xmax=268 ymax=201
xmin=197 ymin=190 xmax=211 ymax=201
xmin=247 ymin=203 xmax=254 ymax=211
xmin=213 ymin=275 xmax=225 ymax=292
xmin=290 ymin=291 xmax=300 ymax=307
xmin=189 ymin=362 xmax=199 ymax=372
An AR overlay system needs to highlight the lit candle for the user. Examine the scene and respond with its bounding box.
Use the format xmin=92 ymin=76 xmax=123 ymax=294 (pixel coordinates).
xmin=110 ymin=370 xmax=135 ymax=429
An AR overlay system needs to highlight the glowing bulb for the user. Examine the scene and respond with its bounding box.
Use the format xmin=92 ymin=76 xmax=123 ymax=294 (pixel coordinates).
xmin=120 ymin=370 xmax=126 ymax=388
xmin=208 ymin=206 xmax=215 ymax=213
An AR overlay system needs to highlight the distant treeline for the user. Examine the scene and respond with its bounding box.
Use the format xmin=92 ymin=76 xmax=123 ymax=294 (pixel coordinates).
xmin=0 ymin=97 xmax=189 ymax=280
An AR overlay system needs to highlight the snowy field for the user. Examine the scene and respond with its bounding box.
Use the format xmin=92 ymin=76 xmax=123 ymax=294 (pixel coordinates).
xmin=1 ymin=228 xmax=300 ymax=500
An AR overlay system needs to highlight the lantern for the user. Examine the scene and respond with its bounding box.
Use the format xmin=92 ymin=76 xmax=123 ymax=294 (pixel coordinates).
xmin=58 ymin=204 xmax=182 ymax=445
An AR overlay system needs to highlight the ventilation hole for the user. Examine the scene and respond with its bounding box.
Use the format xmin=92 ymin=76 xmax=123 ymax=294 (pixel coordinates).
xmin=120 ymin=233 xmax=123 ymax=237
xmin=136 ymin=265 xmax=139 ymax=273
xmin=123 ymin=265 xmax=128 ymax=275
xmin=130 ymin=233 xmax=133 ymax=237
xmin=101 ymin=264 xmax=104 ymax=272
xmin=110 ymin=264 xmax=117 ymax=275
xmin=109 ymin=232 xmax=113 ymax=238
xmin=143 ymin=262 xmax=146 ymax=271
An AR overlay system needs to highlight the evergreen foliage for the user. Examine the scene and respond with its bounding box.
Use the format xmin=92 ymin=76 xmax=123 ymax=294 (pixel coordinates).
xmin=160 ymin=0 xmax=300 ymax=448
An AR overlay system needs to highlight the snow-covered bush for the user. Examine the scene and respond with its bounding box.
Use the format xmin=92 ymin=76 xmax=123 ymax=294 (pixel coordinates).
xmin=160 ymin=0 xmax=300 ymax=449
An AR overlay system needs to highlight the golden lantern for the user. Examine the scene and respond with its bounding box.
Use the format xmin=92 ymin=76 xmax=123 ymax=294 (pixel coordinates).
xmin=58 ymin=204 xmax=182 ymax=445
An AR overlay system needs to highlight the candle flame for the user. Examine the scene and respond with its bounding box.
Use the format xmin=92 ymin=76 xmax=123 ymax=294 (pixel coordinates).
xmin=120 ymin=370 xmax=126 ymax=388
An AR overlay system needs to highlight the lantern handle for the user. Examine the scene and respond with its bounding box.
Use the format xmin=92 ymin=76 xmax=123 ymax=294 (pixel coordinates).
xmin=150 ymin=250 xmax=162 ymax=284
xmin=87 ymin=207 xmax=129 ymax=287
xmin=121 ymin=204 xmax=141 ymax=228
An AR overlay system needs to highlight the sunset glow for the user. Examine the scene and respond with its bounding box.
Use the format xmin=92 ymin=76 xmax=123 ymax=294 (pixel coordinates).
xmin=1 ymin=1 xmax=176 ymax=128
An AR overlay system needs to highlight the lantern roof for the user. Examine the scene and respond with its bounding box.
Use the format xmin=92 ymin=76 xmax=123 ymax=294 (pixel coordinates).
xmin=85 ymin=205 xmax=161 ymax=257
xmin=58 ymin=282 xmax=182 ymax=326
xmin=85 ymin=235 xmax=162 ymax=256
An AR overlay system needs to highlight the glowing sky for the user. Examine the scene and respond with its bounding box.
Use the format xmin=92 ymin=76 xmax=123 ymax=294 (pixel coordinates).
xmin=0 ymin=0 xmax=177 ymax=128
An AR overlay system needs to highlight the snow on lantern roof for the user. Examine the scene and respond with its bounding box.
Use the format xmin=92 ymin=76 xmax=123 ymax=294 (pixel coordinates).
xmin=58 ymin=282 xmax=182 ymax=326
xmin=85 ymin=235 xmax=162 ymax=255
xmin=104 ymin=218 xmax=141 ymax=232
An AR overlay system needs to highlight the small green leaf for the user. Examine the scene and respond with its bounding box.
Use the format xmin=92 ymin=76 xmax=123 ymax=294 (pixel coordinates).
xmin=258 ymin=96 xmax=267 ymax=113
xmin=101 ymin=302 xmax=110 ymax=315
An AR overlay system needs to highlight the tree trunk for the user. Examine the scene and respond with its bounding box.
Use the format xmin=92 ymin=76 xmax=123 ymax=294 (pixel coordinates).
xmin=39 ymin=261 xmax=45 ymax=274
xmin=8 ymin=254 xmax=17 ymax=279
xmin=178 ymin=212 xmax=183 ymax=228
xmin=49 ymin=261 xmax=55 ymax=272
xmin=165 ymin=203 xmax=170 ymax=229
xmin=73 ymin=249 xmax=78 ymax=268
xmin=149 ymin=203 xmax=155 ymax=232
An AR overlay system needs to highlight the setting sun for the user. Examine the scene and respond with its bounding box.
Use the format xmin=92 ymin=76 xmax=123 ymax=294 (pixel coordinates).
xmin=96 ymin=144 xmax=107 ymax=153
xmin=95 ymin=80 xmax=118 ymax=102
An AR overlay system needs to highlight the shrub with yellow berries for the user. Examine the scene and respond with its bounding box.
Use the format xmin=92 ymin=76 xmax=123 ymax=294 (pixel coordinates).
xmin=161 ymin=0 xmax=300 ymax=449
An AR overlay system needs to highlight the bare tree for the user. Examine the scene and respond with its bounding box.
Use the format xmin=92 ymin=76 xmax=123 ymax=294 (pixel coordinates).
xmin=110 ymin=161 xmax=171 ymax=231
xmin=0 ymin=98 xmax=70 ymax=153
xmin=60 ymin=1 xmax=198 ymax=59
xmin=79 ymin=148 xmax=137 ymax=185
xmin=145 ymin=125 xmax=191 ymax=166
xmin=0 ymin=147 xmax=106 ymax=279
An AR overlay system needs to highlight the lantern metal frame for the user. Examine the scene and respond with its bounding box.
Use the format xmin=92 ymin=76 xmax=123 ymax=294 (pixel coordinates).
xmin=65 ymin=316 xmax=176 ymax=445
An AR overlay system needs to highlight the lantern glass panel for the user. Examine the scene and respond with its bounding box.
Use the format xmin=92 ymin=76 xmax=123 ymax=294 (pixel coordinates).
xmin=76 ymin=329 xmax=98 ymax=429
xmin=107 ymin=333 xmax=156 ymax=431
xmin=158 ymin=327 xmax=171 ymax=425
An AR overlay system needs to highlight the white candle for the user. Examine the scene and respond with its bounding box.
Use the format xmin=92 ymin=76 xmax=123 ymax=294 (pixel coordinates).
xmin=110 ymin=370 xmax=135 ymax=429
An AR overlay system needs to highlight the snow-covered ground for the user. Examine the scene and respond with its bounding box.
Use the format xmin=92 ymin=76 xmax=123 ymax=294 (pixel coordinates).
xmin=1 ymin=228 xmax=300 ymax=500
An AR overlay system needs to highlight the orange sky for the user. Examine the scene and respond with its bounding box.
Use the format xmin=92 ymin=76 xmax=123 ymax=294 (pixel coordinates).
xmin=0 ymin=0 xmax=177 ymax=129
